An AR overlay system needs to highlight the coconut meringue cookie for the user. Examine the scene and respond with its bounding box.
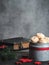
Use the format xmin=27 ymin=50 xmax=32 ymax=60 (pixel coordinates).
xmin=31 ymin=36 xmax=39 ymax=43
xmin=36 ymin=33 xmax=45 ymax=39
xmin=30 ymin=33 xmax=49 ymax=43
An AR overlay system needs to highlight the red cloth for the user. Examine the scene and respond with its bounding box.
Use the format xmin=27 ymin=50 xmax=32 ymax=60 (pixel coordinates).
xmin=0 ymin=45 xmax=7 ymax=48
xmin=34 ymin=61 xmax=41 ymax=65
xmin=19 ymin=58 xmax=32 ymax=63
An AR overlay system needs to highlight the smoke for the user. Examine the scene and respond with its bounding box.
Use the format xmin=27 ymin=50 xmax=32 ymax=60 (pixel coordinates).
xmin=0 ymin=0 xmax=49 ymax=39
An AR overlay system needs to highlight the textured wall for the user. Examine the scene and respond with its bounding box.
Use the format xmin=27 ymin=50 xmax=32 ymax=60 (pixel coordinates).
xmin=0 ymin=0 xmax=49 ymax=39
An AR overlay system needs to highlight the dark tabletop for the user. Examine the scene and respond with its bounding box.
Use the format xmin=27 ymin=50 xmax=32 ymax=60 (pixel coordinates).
xmin=0 ymin=59 xmax=49 ymax=65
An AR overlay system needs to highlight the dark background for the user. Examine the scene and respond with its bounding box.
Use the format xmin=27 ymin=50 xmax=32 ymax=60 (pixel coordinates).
xmin=0 ymin=0 xmax=49 ymax=39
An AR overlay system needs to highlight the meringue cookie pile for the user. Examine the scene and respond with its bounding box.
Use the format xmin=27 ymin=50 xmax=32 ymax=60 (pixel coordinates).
xmin=31 ymin=33 xmax=49 ymax=43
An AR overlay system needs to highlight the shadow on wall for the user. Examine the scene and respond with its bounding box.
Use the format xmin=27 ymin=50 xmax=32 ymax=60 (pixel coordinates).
xmin=0 ymin=0 xmax=6 ymax=13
